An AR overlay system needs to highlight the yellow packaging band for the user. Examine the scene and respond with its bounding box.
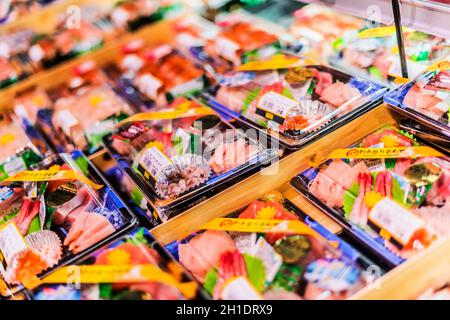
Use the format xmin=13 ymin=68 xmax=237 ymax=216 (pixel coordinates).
xmin=117 ymin=101 xmax=217 ymax=126
xmin=25 ymin=264 xmax=198 ymax=299
xmin=237 ymin=54 xmax=309 ymax=71
xmin=393 ymin=77 xmax=410 ymax=85
xmin=426 ymin=60 xmax=450 ymax=72
xmin=358 ymin=26 xmax=413 ymax=39
xmin=201 ymin=218 xmax=338 ymax=248
xmin=328 ymin=146 xmax=444 ymax=159
xmin=2 ymin=169 xmax=103 ymax=190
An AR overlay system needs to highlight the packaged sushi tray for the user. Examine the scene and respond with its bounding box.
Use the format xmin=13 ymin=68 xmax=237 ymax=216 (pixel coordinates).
xmin=288 ymin=4 xmax=364 ymax=59
xmin=384 ymin=60 xmax=450 ymax=140
xmin=330 ymin=27 xmax=449 ymax=86
xmin=203 ymin=61 xmax=387 ymax=150
xmin=0 ymin=151 xmax=138 ymax=298
xmin=180 ymin=15 xmax=282 ymax=75
xmin=26 ymin=228 xmax=206 ymax=300
xmin=13 ymin=60 xmax=136 ymax=155
xmin=0 ymin=0 xmax=57 ymax=26
xmin=0 ymin=1 xmax=180 ymax=90
xmin=0 ymin=113 xmax=51 ymax=182
xmin=106 ymin=41 xmax=208 ymax=111
xmin=103 ymin=96 xmax=277 ymax=223
xmin=109 ymin=0 xmax=181 ymax=32
xmin=166 ymin=190 xmax=382 ymax=300
xmin=291 ymin=125 xmax=450 ymax=268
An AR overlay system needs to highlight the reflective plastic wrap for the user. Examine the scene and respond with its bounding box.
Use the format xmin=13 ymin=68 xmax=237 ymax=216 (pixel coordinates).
xmin=167 ymin=191 xmax=380 ymax=300
xmin=0 ymin=151 xmax=138 ymax=298
xmin=384 ymin=62 xmax=450 ymax=139
xmin=28 ymin=228 xmax=206 ymax=300
xmin=103 ymin=96 xmax=277 ymax=223
xmin=291 ymin=126 xmax=450 ymax=268
xmin=204 ymin=64 xmax=387 ymax=149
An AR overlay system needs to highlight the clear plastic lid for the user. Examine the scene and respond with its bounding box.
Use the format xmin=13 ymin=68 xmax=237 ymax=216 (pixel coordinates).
xmin=28 ymin=228 xmax=204 ymax=300
xmin=0 ymin=113 xmax=50 ymax=182
xmin=109 ymin=43 xmax=207 ymax=110
xmin=205 ymin=64 xmax=387 ymax=149
xmin=168 ymin=191 xmax=374 ymax=300
xmin=103 ymin=96 xmax=277 ymax=220
xmin=43 ymin=85 xmax=134 ymax=154
xmin=292 ymin=126 xmax=450 ymax=267
xmin=0 ymin=151 xmax=137 ymax=298
xmin=384 ymin=61 xmax=450 ymax=138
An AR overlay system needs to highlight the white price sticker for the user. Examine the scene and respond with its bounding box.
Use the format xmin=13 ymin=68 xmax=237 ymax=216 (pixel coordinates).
xmin=136 ymin=73 xmax=163 ymax=100
xmin=215 ymin=37 xmax=240 ymax=63
xmin=0 ymin=222 xmax=27 ymax=267
xmin=369 ymin=198 xmax=425 ymax=245
xmin=220 ymin=277 xmax=263 ymax=300
xmin=256 ymin=91 xmax=299 ymax=123
xmin=139 ymin=147 xmax=172 ymax=181
xmin=4 ymin=157 xmax=26 ymax=176
xmin=57 ymin=109 xmax=79 ymax=137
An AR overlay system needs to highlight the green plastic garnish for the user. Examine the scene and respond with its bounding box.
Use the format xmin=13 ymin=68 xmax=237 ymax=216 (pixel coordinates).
xmin=99 ymin=284 xmax=113 ymax=300
xmin=243 ymin=254 xmax=266 ymax=291
xmin=343 ymin=181 xmax=359 ymax=219
xmin=27 ymin=216 xmax=41 ymax=234
xmin=204 ymin=268 xmax=219 ymax=296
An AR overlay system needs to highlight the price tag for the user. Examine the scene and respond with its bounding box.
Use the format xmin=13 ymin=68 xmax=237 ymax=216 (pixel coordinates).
xmin=57 ymin=109 xmax=78 ymax=137
xmin=137 ymin=147 xmax=172 ymax=185
xmin=255 ymin=91 xmax=298 ymax=125
xmin=136 ymin=73 xmax=163 ymax=100
xmin=369 ymin=198 xmax=425 ymax=246
xmin=215 ymin=37 xmax=240 ymax=62
xmin=0 ymin=222 xmax=28 ymax=270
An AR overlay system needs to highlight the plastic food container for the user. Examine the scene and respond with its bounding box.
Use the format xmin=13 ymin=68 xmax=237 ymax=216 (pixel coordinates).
xmin=37 ymin=85 xmax=134 ymax=155
xmin=166 ymin=191 xmax=380 ymax=300
xmin=189 ymin=18 xmax=281 ymax=75
xmin=384 ymin=62 xmax=450 ymax=139
xmin=203 ymin=64 xmax=387 ymax=150
xmin=27 ymin=228 xmax=206 ymax=300
xmin=110 ymin=0 xmax=180 ymax=31
xmin=0 ymin=113 xmax=50 ymax=182
xmin=0 ymin=151 xmax=138 ymax=298
xmin=291 ymin=126 xmax=450 ymax=268
xmin=107 ymin=42 xmax=208 ymax=112
xmin=103 ymin=96 xmax=277 ymax=223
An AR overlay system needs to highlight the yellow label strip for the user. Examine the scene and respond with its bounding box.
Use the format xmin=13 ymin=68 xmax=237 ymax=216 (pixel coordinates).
xmin=117 ymin=101 xmax=216 ymax=126
xmin=201 ymin=218 xmax=338 ymax=248
xmin=2 ymin=169 xmax=103 ymax=190
xmin=328 ymin=146 xmax=444 ymax=159
xmin=25 ymin=264 xmax=198 ymax=299
xmin=238 ymin=54 xmax=310 ymax=71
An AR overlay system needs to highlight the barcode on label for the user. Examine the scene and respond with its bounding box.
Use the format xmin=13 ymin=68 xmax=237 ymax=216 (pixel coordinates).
xmin=139 ymin=147 xmax=172 ymax=181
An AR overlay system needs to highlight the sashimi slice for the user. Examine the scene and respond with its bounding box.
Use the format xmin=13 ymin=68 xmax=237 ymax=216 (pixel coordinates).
xmin=178 ymin=230 xmax=236 ymax=282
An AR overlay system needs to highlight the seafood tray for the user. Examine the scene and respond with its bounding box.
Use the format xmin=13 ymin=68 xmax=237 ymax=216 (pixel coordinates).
xmin=185 ymin=18 xmax=281 ymax=75
xmin=291 ymin=126 xmax=450 ymax=268
xmin=103 ymin=96 xmax=277 ymax=223
xmin=0 ymin=113 xmax=51 ymax=182
xmin=0 ymin=151 xmax=138 ymax=298
xmin=0 ymin=0 xmax=180 ymax=91
xmin=166 ymin=190 xmax=381 ymax=300
xmin=110 ymin=0 xmax=181 ymax=32
xmin=13 ymin=61 xmax=136 ymax=155
xmin=106 ymin=42 xmax=208 ymax=111
xmin=384 ymin=61 xmax=450 ymax=139
xmin=0 ymin=1 xmax=57 ymax=26
xmin=287 ymin=3 xmax=364 ymax=59
xmin=27 ymin=228 xmax=207 ymax=300
xmin=203 ymin=64 xmax=387 ymax=150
